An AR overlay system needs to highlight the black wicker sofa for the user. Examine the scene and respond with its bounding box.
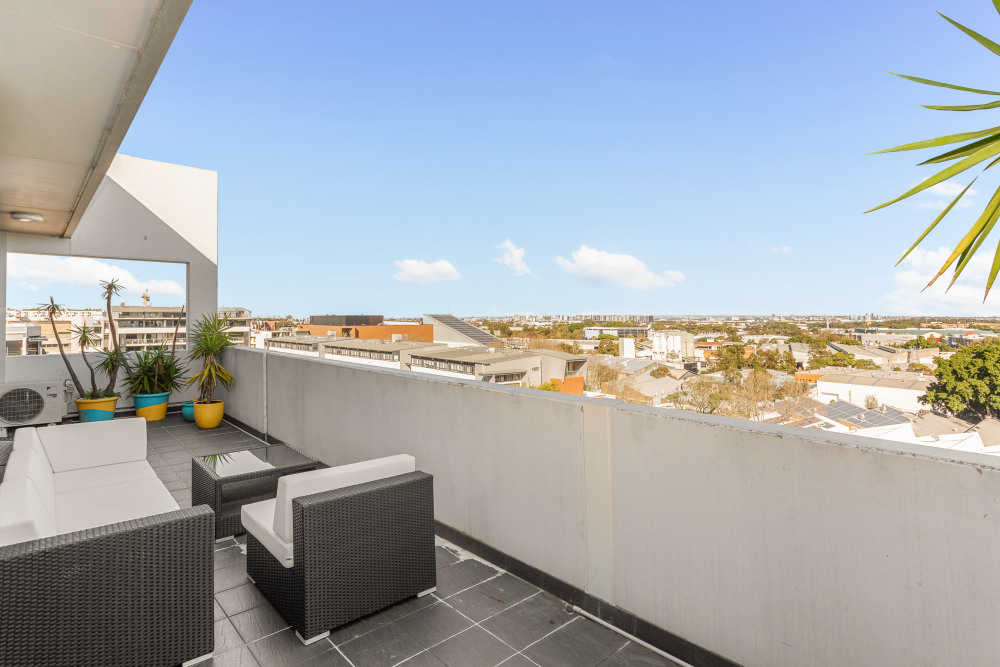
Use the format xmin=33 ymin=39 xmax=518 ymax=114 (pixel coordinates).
xmin=0 ymin=419 xmax=214 ymax=667
xmin=241 ymin=454 xmax=436 ymax=645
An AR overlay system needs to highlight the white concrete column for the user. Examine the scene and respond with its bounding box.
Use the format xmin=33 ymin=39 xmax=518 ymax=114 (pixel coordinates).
xmin=0 ymin=233 xmax=7 ymax=382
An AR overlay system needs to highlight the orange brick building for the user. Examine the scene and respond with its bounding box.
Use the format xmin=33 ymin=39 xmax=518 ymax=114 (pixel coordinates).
xmin=295 ymin=323 xmax=434 ymax=343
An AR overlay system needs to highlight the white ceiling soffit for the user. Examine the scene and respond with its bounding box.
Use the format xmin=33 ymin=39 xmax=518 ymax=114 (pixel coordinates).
xmin=0 ymin=0 xmax=193 ymax=238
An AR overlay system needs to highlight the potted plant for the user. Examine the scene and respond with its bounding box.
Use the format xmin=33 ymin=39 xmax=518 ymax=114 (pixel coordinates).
xmin=186 ymin=313 xmax=235 ymax=429
xmin=41 ymin=297 xmax=120 ymax=422
xmin=124 ymin=346 xmax=187 ymax=421
xmin=121 ymin=307 xmax=185 ymax=422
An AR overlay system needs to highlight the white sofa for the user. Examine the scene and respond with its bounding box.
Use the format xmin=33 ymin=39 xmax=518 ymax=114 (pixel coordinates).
xmin=0 ymin=417 xmax=215 ymax=667
xmin=0 ymin=417 xmax=178 ymax=546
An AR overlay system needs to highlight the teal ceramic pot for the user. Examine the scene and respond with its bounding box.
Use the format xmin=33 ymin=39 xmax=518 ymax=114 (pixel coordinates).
xmin=182 ymin=400 xmax=195 ymax=422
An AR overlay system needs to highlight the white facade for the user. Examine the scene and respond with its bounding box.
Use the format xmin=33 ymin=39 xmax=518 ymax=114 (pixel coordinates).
xmin=816 ymin=379 xmax=926 ymax=413
xmin=651 ymin=330 xmax=695 ymax=360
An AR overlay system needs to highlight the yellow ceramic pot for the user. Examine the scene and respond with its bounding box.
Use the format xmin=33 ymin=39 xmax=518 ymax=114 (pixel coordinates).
xmin=193 ymin=400 xmax=225 ymax=429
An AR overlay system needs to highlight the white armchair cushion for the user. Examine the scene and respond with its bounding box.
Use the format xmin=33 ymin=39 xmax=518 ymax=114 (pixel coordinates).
xmin=241 ymin=498 xmax=294 ymax=567
xmin=37 ymin=418 xmax=147 ymax=472
xmin=53 ymin=461 xmax=159 ymax=494
xmin=272 ymin=454 xmax=415 ymax=543
xmin=0 ymin=478 xmax=56 ymax=547
xmin=4 ymin=448 xmax=56 ymax=519
xmin=55 ymin=478 xmax=179 ymax=534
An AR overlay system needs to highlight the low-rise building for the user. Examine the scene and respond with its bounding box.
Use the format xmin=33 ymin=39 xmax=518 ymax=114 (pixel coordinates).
xmin=321 ymin=339 xmax=446 ymax=369
xmin=827 ymin=343 xmax=908 ymax=368
xmin=409 ymin=347 xmax=587 ymax=388
xmin=650 ymin=330 xmax=695 ymax=360
xmin=798 ymin=368 xmax=932 ymax=413
xmin=265 ymin=336 xmax=342 ymax=356
xmin=583 ymin=326 xmax=650 ymax=339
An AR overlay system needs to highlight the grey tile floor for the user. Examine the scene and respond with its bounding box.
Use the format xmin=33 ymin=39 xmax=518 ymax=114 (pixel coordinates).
xmin=146 ymin=414 xmax=679 ymax=667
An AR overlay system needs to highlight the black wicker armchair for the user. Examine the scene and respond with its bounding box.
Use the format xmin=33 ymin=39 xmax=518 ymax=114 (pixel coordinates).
xmin=242 ymin=457 xmax=436 ymax=645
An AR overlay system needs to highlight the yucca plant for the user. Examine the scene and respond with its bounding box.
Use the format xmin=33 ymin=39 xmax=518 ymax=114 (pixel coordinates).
xmin=185 ymin=313 xmax=235 ymax=403
xmin=869 ymin=0 xmax=1000 ymax=300
xmin=39 ymin=298 xmax=116 ymax=399
xmin=124 ymin=346 xmax=187 ymax=395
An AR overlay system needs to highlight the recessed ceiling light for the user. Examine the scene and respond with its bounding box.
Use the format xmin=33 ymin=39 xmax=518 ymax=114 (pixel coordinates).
xmin=10 ymin=212 xmax=43 ymax=223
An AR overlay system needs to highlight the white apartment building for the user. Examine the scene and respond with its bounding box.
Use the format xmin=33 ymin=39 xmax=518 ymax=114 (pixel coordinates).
xmin=102 ymin=305 xmax=251 ymax=352
xmin=219 ymin=307 xmax=251 ymax=346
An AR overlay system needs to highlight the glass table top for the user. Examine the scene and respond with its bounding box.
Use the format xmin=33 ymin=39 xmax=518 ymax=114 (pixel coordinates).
xmin=200 ymin=444 xmax=315 ymax=477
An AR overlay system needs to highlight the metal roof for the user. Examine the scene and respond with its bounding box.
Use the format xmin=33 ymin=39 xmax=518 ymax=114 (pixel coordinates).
xmin=425 ymin=314 xmax=501 ymax=346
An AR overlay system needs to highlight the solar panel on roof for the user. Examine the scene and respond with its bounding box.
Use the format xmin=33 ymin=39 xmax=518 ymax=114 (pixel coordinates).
xmin=427 ymin=315 xmax=501 ymax=346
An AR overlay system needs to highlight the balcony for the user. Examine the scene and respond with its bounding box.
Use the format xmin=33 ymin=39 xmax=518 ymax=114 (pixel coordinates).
xmin=213 ymin=346 xmax=1000 ymax=667
xmin=3 ymin=1 xmax=1000 ymax=665
xmin=147 ymin=412 xmax=676 ymax=667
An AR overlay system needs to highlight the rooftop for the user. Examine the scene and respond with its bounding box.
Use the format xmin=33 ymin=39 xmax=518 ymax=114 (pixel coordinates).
xmin=146 ymin=414 xmax=675 ymax=667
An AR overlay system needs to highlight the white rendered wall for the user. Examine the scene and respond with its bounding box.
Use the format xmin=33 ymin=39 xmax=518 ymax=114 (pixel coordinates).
xmin=223 ymin=348 xmax=1000 ymax=667
xmin=322 ymin=353 xmax=400 ymax=370
xmin=2 ymin=155 xmax=218 ymax=408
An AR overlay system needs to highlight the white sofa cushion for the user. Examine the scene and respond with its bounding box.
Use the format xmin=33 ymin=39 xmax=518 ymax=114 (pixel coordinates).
xmin=55 ymin=478 xmax=179 ymax=535
xmin=13 ymin=428 xmax=52 ymax=467
xmin=0 ymin=478 xmax=56 ymax=547
xmin=272 ymin=454 xmax=415 ymax=543
xmin=53 ymin=460 xmax=159 ymax=494
xmin=4 ymin=448 xmax=56 ymax=518
xmin=241 ymin=498 xmax=294 ymax=567
xmin=37 ymin=418 xmax=147 ymax=473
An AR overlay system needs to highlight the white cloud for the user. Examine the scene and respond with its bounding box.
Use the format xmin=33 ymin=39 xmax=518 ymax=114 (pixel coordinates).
xmin=393 ymin=259 xmax=461 ymax=283
xmin=8 ymin=254 xmax=183 ymax=299
xmin=768 ymin=245 xmax=793 ymax=253
xmin=905 ymin=181 xmax=978 ymax=212
xmin=881 ymin=246 xmax=1000 ymax=315
xmin=554 ymin=245 xmax=684 ymax=291
xmin=495 ymin=239 xmax=533 ymax=276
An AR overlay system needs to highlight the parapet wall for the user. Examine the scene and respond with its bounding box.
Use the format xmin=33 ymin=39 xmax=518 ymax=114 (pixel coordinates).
xmin=223 ymin=346 xmax=1000 ymax=667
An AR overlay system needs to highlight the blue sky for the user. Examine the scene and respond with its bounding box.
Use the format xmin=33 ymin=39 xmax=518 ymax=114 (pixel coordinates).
xmin=16 ymin=1 xmax=1000 ymax=317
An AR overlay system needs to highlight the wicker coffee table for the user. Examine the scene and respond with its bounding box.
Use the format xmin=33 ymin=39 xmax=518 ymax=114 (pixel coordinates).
xmin=191 ymin=444 xmax=319 ymax=539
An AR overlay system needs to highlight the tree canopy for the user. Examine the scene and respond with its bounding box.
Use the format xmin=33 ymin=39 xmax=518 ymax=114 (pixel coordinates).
xmin=922 ymin=339 xmax=1000 ymax=419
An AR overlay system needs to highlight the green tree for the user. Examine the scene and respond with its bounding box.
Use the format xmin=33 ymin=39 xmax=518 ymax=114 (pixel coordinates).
xmin=908 ymin=362 xmax=933 ymax=372
xmin=531 ymin=381 xmax=561 ymax=392
xmin=595 ymin=339 xmax=619 ymax=356
xmin=868 ymin=2 xmax=1000 ymax=298
xmin=922 ymin=339 xmax=1000 ymax=418
xmin=650 ymin=366 xmax=674 ymax=379
xmin=712 ymin=345 xmax=749 ymax=373
xmin=902 ymin=337 xmax=941 ymax=349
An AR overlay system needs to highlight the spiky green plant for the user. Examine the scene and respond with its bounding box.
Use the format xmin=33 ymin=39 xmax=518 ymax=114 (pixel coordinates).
xmin=869 ymin=0 xmax=1000 ymax=300
xmin=185 ymin=314 xmax=235 ymax=403
xmin=124 ymin=346 xmax=187 ymax=395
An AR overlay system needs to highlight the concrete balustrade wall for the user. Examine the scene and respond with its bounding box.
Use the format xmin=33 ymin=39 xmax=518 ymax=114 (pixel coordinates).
xmin=223 ymin=347 xmax=1000 ymax=667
